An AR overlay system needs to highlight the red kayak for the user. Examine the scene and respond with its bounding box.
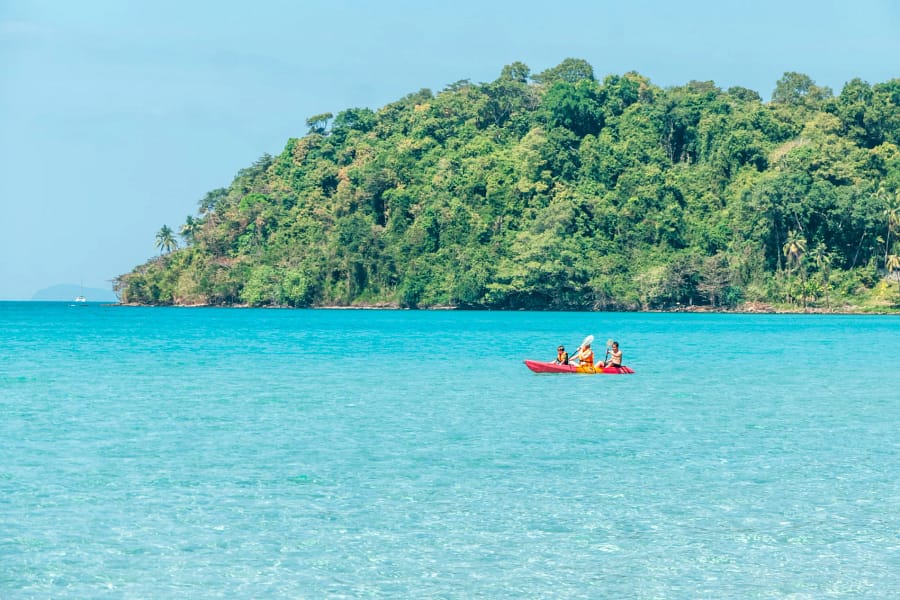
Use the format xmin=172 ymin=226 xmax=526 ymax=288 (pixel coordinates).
xmin=524 ymin=360 xmax=635 ymax=374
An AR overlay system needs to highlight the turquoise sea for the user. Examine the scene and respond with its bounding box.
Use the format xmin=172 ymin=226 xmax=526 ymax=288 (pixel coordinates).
xmin=1 ymin=301 xmax=898 ymax=598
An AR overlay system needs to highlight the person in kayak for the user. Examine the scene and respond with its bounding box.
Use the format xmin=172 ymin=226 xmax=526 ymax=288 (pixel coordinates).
xmin=599 ymin=341 xmax=622 ymax=368
xmin=572 ymin=342 xmax=594 ymax=366
xmin=554 ymin=346 xmax=569 ymax=365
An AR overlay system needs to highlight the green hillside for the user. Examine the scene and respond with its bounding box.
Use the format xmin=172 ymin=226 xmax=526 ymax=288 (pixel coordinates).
xmin=116 ymin=59 xmax=900 ymax=311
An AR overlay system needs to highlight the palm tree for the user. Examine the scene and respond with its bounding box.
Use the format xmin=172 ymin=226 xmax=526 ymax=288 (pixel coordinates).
xmin=782 ymin=230 xmax=807 ymax=307
xmin=809 ymin=243 xmax=832 ymax=310
xmin=180 ymin=215 xmax=200 ymax=245
xmin=887 ymin=254 xmax=900 ymax=299
xmin=155 ymin=225 xmax=178 ymax=254
xmin=885 ymin=199 xmax=900 ymax=266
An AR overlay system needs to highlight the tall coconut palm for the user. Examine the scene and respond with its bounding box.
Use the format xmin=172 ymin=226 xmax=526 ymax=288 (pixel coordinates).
xmin=887 ymin=254 xmax=900 ymax=299
xmin=809 ymin=243 xmax=832 ymax=311
xmin=782 ymin=230 xmax=807 ymax=307
xmin=180 ymin=215 xmax=200 ymax=245
xmin=885 ymin=199 xmax=900 ymax=265
xmin=155 ymin=225 xmax=178 ymax=254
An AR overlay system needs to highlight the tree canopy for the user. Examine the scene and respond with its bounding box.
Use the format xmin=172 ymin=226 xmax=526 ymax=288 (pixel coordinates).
xmin=116 ymin=59 xmax=900 ymax=311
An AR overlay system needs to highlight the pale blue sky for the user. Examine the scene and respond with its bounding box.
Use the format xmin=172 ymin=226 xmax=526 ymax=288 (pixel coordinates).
xmin=2 ymin=0 xmax=898 ymax=299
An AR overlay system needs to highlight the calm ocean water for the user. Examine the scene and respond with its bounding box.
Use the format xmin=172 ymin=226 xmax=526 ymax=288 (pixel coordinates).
xmin=1 ymin=301 xmax=898 ymax=598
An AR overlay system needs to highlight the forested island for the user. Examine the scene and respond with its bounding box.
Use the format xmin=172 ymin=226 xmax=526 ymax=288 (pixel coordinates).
xmin=116 ymin=59 xmax=900 ymax=311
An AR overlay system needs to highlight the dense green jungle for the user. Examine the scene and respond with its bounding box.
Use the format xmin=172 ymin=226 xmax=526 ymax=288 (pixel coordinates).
xmin=117 ymin=59 xmax=900 ymax=311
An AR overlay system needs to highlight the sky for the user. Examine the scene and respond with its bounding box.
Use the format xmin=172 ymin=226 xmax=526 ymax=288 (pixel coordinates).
xmin=1 ymin=0 xmax=898 ymax=300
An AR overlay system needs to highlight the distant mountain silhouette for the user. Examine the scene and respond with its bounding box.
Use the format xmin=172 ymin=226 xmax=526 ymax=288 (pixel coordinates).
xmin=32 ymin=284 xmax=118 ymax=302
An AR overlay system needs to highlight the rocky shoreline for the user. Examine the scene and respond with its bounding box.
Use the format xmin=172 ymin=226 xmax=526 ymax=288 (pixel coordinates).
xmin=113 ymin=300 xmax=899 ymax=314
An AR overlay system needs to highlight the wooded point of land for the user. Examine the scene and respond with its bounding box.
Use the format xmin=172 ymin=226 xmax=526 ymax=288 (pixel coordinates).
xmin=118 ymin=60 xmax=900 ymax=311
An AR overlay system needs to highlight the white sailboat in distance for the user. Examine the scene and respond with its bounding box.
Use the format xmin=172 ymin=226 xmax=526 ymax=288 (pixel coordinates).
xmin=75 ymin=281 xmax=86 ymax=303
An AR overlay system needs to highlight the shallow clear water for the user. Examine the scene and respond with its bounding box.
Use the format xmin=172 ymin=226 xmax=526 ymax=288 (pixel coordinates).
xmin=1 ymin=302 xmax=898 ymax=598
